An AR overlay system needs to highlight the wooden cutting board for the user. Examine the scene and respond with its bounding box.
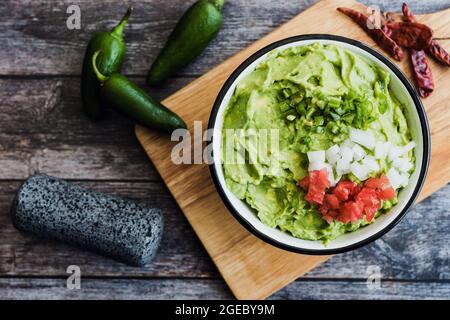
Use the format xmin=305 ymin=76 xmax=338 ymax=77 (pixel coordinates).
xmin=136 ymin=0 xmax=450 ymax=299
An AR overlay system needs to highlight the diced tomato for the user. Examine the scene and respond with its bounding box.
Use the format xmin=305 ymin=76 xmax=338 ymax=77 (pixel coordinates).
xmin=352 ymin=184 xmax=362 ymax=197
xmin=303 ymin=173 xmax=395 ymax=224
xmin=365 ymin=174 xmax=389 ymax=190
xmin=351 ymin=201 xmax=364 ymax=222
xmin=339 ymin=201 xmax=364 ymax=224
xmin=378 ymin=174 xmax=391 ymax=188
xmin=323 ymin=214 xmax=334 ymax=224
xmin=333 ymin=180 xmax=358 ymax=201
xmin=318 ymin=203 xmax=330 ymax=215
xmin=319 ymin=200 xmax=340 ymax=224
xmin=323 ymin=210 xmax=339 ymax=224
xmin=356 ymin=188 xmax=379 ymax=208
xmin=364 ymin=205 xmax=378 ymax=222
xmin=304 ymin=169 xmax=330 ymax=205
xmin=356 ymin=187 xmax=381 ymax=222
xmin=333 ymin=185 xmax=349 ymax=202
xmin=365 ymin=174 xmax=396 ymax=200
xmin=377 ymin=186 xmax=396 ymax=200
xmin=329 ymin=210 xmax=339 ymax=218
xmin=365 ymin=177 xmax=380 ymax=189
xmin=315 ymin=168 xmax=331 ymax=189
xmin=325 ymin=194 xmax=340 ymax=210
xmin=305 ymin=189 xmax=325 ymax=205
xmin=298 ymin=176 xmax=310 ymax=190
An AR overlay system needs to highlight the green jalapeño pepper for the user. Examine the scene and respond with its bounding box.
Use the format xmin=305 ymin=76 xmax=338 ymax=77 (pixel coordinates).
xmin=92 ymin=51 xmax=187 ymax=133
xmin=81 ymin=7 xmax=132 ymax=120
xmin=147 ymin=0 xmax=226 ymax=86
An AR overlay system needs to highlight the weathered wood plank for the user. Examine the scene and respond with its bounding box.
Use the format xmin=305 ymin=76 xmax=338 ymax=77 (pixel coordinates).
xmin=133 ymin=0 xmax=450 ymax=299
xmin=0 ymin=278 xmax=231 ymax=300
xmin=1 ymin=0 xmax=450 ymax=300
xmin=272 ymin=279 xmax=450 ymax=300
xmin=0 ymin=77 xmax=192 ymax=134
xmin=1 ymin=180 xmax=448 ymax=280
xmin=2 ymin=0 xmax=448 ymax=76
xmin=0 ymin=180 xmax=216 ymax=278
xmin=0 ymin=0 xmax=305 ymax=76
xmin=314 ymin=185 xmax=450 ymax=281
xmin=0 ymin=132 xmax=157 ymax=180
xmin=0 ymin=77 xmax=198 ymax=180
xmin=1 ymin=278 xmax=449 ymax=300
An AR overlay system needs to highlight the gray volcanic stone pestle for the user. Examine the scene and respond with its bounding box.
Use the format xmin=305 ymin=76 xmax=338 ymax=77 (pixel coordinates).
xmin=11 ymin=174 xmax=163 ymax=267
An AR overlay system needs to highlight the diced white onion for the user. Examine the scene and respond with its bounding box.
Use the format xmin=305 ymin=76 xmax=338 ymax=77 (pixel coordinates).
xmin=399 ymin=173 xmax=410 ymax=188
xmin=336 ymin=169 xmax=348 ymax=177
xmin=350 ymin=162 xmax=371 ymax=181
xmin=340 ymin=146 xmax=353 ymax=163
xmin=386 ymin=168 xmax=403 ymax=189
xmin=307 ymin=150 xmax=326 ymax=163
xmin=323 ymin=163 xmax=334 ymax=185
xmin=336 ymin=157 xmax=351 ymax=174
xmin=341 ymin=139 xmax=355 ymax=150
xmin=352 ymin=144 xmax=366 ymax=161
xmin=350 ymin=128 xmax=376 ymax=150
xmin=327 ymin=152 xmax=340 ymax=165
xmin=387 ymin=142 xmax=415 ymax=170
xmin=401 ymin=162 xmax=413 ymax=173
xmin=327 ymin=144 xmax=340 ymax=154
xmin=331 ymin=173 xmax=342 ymax=187
xmin=388 ymin=146 xmax=402 ymax=161
xmin=399 ymin=141 xmax=416 ymax=156
xmin=326 ymin=145 xmax=340 ymax=165
xmin=323 ymin=163 xmax=341 ymax=187
xmin=392 ymin=157 xmax=413 ymax=173
xmin=308 ymin=162 xmax=327 ymax=172
xmin=304 ymin=134 xmax=414 ymax=188
xmin=375 ymin=141 xmax=391 ymax=159
xmin=362 ymin=156 xmax=380 ymax=172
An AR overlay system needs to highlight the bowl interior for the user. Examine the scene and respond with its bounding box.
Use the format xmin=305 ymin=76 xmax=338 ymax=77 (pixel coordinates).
xmin=211 ymin=37 xmax=427 ymax=252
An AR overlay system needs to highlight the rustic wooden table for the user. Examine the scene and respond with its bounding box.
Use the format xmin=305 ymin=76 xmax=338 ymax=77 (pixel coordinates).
xmin=0 ymin=0 xmax=449 ymax=300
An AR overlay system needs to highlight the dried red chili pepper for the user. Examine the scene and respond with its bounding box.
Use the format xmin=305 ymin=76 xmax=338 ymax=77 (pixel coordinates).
xmin=382 ymin=21 xmax=433 ymax=50
xmin=402 ymin=2 xmax=450 ymax=66
xmin=378 ymin=11 xmax=403 ymax=26
xmin=401 ymin=3 xmax=434 ymax=97
xmin=401 ymin=2 xmax=417 ymax=22
xmin=410 ymin=49 xmax=434 ymax=97
xmin=428 ymin=40 xmax=450 ymax=66
xmin=337 ymin=7 xmax=404 ymax=61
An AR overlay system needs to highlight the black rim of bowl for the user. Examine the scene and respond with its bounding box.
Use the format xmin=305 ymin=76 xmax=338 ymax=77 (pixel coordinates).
xmin=208 ymin=34 xmax=430 ymax=255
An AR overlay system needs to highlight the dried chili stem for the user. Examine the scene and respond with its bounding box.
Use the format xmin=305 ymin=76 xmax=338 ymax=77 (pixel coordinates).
xmin=337 ymin=7 xmax=404 ymax=61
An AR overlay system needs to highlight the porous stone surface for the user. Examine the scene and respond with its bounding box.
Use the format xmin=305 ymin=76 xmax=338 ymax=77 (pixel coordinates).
xmin=11 ymin=174 xmax=164 ymax=267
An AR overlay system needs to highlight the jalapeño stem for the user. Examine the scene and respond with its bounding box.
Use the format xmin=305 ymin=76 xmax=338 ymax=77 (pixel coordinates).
xmin=111 ymin=7 xmax=133 ymax=38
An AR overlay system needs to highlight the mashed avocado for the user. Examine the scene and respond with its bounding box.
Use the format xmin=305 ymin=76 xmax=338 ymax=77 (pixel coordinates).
xmin=222 ymin=43 xmax=414 ymax=242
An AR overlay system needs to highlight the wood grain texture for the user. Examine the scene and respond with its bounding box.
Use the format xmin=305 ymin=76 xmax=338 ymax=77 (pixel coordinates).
xmin=136 ymin=0 xmax=450 ymax=299
xmin=1 ymin=182 xmax=449 ymax=280
xmin=0 ymin=0 xmax=449 ymax=300
xmin=0 ymin=77 xmax=196 ymax=180
xmin=0 ymin=77 xmax=190 ymax=134
xmin=1 ymin=0 xmax=447 ymax=76
xmin=0 ymin=180 xmax=217 ymax=278
xmin=2 ymin=278 xmax=450 ymax=300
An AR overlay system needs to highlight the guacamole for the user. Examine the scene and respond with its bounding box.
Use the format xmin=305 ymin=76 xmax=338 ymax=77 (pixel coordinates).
xmin=221 ymin=43 xmax=415 ymax=242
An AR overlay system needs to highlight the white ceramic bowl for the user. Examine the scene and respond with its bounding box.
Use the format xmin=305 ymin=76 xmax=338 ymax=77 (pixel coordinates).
xmin=208 ymin=35 xmax=430 ymax=254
